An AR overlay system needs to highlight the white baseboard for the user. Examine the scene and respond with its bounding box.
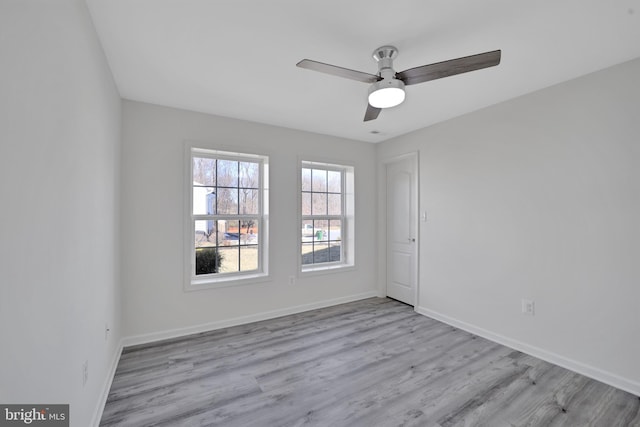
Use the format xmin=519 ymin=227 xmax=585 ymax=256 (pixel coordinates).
xmin=415 ymin=306 xmax=640 ymax=397
xmin=91 ymin=339 xmax=124 ymax=427
xmin=122 ymin=291 xmax=380 ymax=348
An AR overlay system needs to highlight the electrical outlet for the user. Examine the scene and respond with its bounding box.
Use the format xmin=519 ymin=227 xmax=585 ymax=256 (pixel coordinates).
xmin=288 ymin=275 xmax=296 ymax=285
xmin=105 ymin=322 xmax=110 ymax=341
xmin=82 ymin=360 xmax=89 ymax=387
xmin=521 ymin=299 xmax=535 ymax=316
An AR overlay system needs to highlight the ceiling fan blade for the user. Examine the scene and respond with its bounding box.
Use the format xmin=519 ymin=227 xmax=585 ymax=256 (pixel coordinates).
xmin=364 ymin=104 xmax=382 ymax=122
xmin=297 ymin=59 xmax=381 ymax=84
xmin=397 ymin=50 xmax=501 ymax=86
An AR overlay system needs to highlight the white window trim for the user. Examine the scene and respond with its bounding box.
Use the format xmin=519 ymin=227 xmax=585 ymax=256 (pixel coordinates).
xmin=298 ymin=159 xmax=355 ymax=275
xmin=184 ymin=144 xmax=269 ymax=291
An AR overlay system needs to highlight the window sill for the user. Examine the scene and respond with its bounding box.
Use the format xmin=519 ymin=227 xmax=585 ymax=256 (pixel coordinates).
xmin=185 ymin=272 xmax=270 ymax=292
xmin=300 ymin=263 xmax=355 ymax=277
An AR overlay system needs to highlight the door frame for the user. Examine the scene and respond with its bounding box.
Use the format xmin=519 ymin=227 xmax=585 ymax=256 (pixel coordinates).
xmin=380 ymin=151 xmax=420 ymax=308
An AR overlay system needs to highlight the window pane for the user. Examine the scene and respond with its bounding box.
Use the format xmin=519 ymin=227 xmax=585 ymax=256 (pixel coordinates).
xmin=239 ymin=162 xmax=259 ymax=188
xmin=312 ymin=242 xmax=329 ymax=263
xmin=302 ymin=219 xmax=314 ymax=238
xmin=329 ymin=242 xmax=341 ymax=262
xmin=312 ymin=193 xmax=327 ymax=215
xmin=301 ymin=242 xmax=314 ymax=265
xmin=217 ymin=188 xmax=238 ymax=215
xmin=217 ymin=159 xmax=238 ymax=187
xmin=218 ymin=220 xmax=240 ymax=246
xmin=328 ymin=170 xmax=341 ymax=193
xmin=328 ymin=220 xmax=342 ymax=241
xmin=311 ymin=169 xmax=327 ymax=192
xmin=193 ymin=157 xmax=216 ymax=186
xmin=239 ymin=189 xmax=259 ymax=214
xmin=301 ymin=168 xmax=311 ymax=191
xmin=328 ymin=193 xmax=341 ymax=215
xmin=195 ymin=221 xmax=221 ymax=276
xmin=302 ymin=192 xmax=311 ymax=216
xmin=218 ymin=220 xmax=240 ymax=273
xmin=195 ymin=220 xmax=217 ymax=248
xmin=219 ymin=246 xmax=240 ymax=273
xmin=240 ymin=245 xmax=258 ymax=271
xmin=314 ymin=219 xmax=328 ymax=241
xmin=301 ymin=240 xmax=335 ymax=265
xmin=195 ymin=247 xmax=223 ymax=275
xmin=240 ymin=219 xmax=259 ymax=244
xmin=193 ymin=186 xmax=216 ymax=215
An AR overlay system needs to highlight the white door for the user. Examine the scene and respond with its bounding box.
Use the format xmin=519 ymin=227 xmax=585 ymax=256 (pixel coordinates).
xmin=386 ymin=156 xmax=417 ymax=306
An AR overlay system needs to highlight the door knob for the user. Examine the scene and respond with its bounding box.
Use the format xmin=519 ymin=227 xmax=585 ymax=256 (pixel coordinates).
xmin=408 ymin=238 xmax=415 ymax=242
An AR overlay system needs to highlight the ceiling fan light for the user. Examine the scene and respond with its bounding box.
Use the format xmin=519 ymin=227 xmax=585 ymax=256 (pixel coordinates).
xmin=368 ymin=79 xmax=405 ymax=108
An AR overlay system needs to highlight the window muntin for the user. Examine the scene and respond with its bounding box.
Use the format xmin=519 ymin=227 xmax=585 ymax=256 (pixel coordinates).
xmin=189 ymin=149 xmax=267 ymax=286
xmin=301 ymin=163 xmax=349 ymax=268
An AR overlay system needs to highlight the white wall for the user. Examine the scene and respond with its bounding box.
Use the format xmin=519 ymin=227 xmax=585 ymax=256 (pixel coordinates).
xmin=121 ymin=101 xmax=378 ymax=340
xmin=0 ymin=1 xmax=122 ymax=425
xmin=377 ymin=58 xmax=640 ymax=394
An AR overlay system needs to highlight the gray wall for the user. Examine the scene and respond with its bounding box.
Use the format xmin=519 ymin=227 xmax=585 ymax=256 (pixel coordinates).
xmin=377 ymin=58 xmax=640 ymax=394
xmin=121 ymin=100 xmax=378 ymax=341
xmin=0 ymin=0 xmax=123 ymax=425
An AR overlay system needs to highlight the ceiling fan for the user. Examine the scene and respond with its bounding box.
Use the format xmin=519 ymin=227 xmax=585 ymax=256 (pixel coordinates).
xmin=297 ymin=46 xmax=501 ymax=122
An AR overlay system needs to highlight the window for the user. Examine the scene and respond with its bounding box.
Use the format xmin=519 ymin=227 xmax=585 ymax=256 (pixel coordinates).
xmin=300 ymin=161 xmax=354 ymax=272
xmin=187 ymin=147 xmax=268 ymax=288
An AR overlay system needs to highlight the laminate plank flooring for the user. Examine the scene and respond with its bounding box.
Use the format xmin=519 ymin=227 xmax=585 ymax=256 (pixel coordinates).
xmin=101 ymin=298 xmax=640 ymax=426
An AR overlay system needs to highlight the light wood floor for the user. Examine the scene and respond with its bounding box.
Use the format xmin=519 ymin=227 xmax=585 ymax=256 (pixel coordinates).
xmin=101 ymin=298 xmax=640 ymax=426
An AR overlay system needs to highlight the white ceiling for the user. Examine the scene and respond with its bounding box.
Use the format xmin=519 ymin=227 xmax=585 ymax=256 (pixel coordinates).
xmin=86 ymin=0 xmax=640 ymax=143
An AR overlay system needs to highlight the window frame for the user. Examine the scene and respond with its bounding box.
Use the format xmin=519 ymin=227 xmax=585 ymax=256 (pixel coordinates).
xmin=185 ymin=145 xmax=269 ymax=291
xmin=299 ymin=159 xmax=355 ymax=275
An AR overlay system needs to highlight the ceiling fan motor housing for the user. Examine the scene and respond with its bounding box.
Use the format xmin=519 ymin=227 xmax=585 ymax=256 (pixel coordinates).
xmin=372 ymin=45 xmax=399 ymax=79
